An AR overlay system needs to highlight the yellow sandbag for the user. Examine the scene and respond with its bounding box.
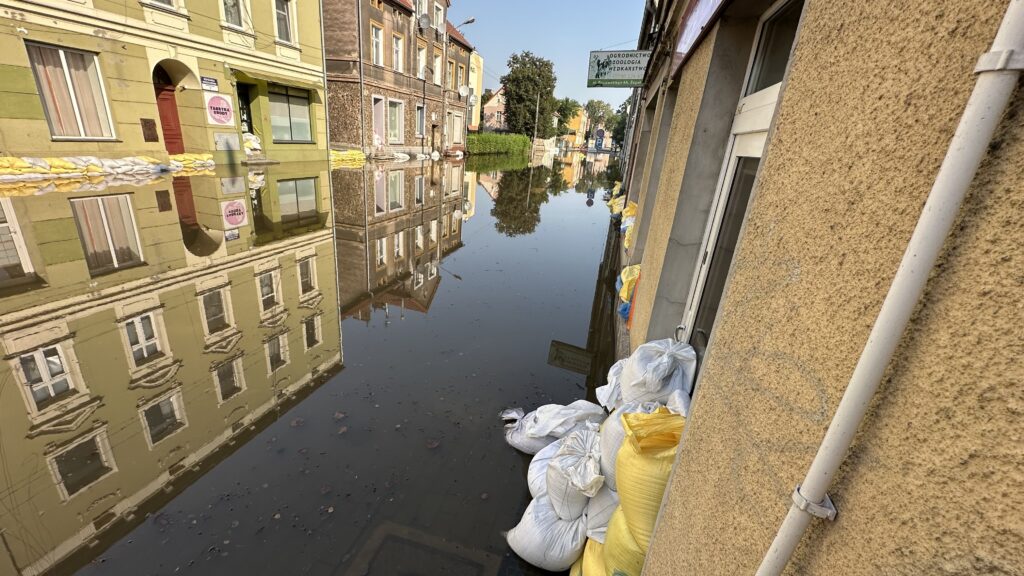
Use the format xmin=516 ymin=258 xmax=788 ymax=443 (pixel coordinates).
xmin=581 ymin=538 xmax=605 ymax=576
xmin=616 ymin=409 xmax=684 ymax=550
xmin=622 ymin=201 xmax=638 ymax=219
xmin=623 ymin=223 xmax=637 ymax=250
xmin=602 ymin=508 xmax=644 ymax=576
xmin=607 ymin=196 xmax=625 ymax=214
xmin=135 ymin=155 xmax=162 ymax=164
xmin=619 ymin=265 xmax=640 ymax=304
xmin=0 ymin=157 xmax=31 ymax=170
xmin=43 ymin=157 xmax=76 ymax=170
xmin=85 ymin=165 xmax=105 ymax=174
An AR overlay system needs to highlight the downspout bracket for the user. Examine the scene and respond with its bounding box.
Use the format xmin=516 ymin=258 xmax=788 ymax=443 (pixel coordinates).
xmin=975 ymin=49 xmax=1024 ymax=73
xmin=791 ymin=485 xmax=837 ymax=521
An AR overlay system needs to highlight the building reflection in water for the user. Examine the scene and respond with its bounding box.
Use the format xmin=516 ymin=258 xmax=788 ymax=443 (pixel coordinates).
xmin=0 ymin=163 xmax=342 ymax=576
xmin=332 ymin=160 xmax=473 ymax=322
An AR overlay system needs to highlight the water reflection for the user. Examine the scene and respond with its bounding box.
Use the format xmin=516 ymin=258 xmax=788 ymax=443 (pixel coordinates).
xmin=0 ymin=164 xmax=341 ymax=576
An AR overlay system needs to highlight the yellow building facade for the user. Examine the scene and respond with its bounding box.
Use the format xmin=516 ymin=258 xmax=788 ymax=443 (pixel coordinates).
xmin=0 ymin=0 xmax=327 ymax=165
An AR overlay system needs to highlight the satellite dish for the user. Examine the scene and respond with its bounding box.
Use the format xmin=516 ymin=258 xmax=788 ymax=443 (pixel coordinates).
xmin=468 ymin=95 xmax=478 ymax=106
xmin=458 ymin=86 xmax=470 ymax=98
xmin=417 ymin=14 xmax=431 ymax=31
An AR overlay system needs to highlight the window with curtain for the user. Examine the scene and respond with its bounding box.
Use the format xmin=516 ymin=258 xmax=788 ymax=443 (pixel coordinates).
xmin=277 ymin=177 xmax=318 ymax=228
xmin=215 ymin=359 xmax=243 ymax=401
xmin=275 ymin=0 xmax=293 ymax=43
xmin=125 ymin=313 xmax=163 ymax=368
xmin=433 ymin=54 xmax=442 ymax=85
xmin=374 ymin=173 xmax=386 ymax=214
xmin=447 ymin=61 xmax=455 ymax=90
xmin=20 ymin=345 xmax=76 ymax=411
xmin=26 ymin=43 xmax=114 ymax=139
xmin=433 ymin=3 xmax=443 ymax=28
xmin=371 ymin=25 xmax=383 ymax=66
xmin=223 ymin=0 xmax=243 ymax=27
xmin=457 ymin=65 xmax=465 ymax=88
xmin=299 ymin=258 xmax=316 ymax=295
xmin=417 ymin=46 xmax=426 ymax=79
xmin=387 ymin=171 xmax=404 ymax=211
xmin=387 ymin=100 xmax=403 ymax=143
xmin=269 ymin=85 xmax=312 ymax=142
xmin=392 ymin=35 xmax=403 ymax=73
xmin=202 ymin=289 xmax=231 ymax=335
xmin=70 ymin=195 xmax=142 ymax=275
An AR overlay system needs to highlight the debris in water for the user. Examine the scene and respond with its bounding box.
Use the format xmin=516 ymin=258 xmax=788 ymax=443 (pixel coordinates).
xmin=333 ymin=412 xmax=346 ymax=420
xmin=425 ymin=439 xmax=440 ymax=449
xmin=290 ymin=418 xmax=305 ymax=428
xmin=480 ymin=493 xmax=489 ymax=500
xmin=337 ymin=426 xmax=349 ymax=435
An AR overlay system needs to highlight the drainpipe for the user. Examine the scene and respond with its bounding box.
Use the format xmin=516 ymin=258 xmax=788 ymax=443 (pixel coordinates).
xmin=756 ymin=2 xmax=1024 ymax=574
xmin=356 ymin=0 xmax=367 ymax=154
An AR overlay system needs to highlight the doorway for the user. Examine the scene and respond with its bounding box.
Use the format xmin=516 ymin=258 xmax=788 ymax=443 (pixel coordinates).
xmin=153 ymin=65 xmax=185 ymax=155
xmin=238 ymin=84 xmax=254 ymax=134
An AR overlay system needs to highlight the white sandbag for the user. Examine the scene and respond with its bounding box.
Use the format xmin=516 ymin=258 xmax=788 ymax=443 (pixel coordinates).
xmin=665 ymin=388 xmax=691 ymax=417
xmin=585 ymin=485 xmax=619 ymax=543
xmin=596 ymin=359 xmax=626 ymax=411
xmin=599 ymin=401 xmax=662 ymax=491
xmin=529 ymin=400 xmax=605 ymax=438
xmin=506 ymin=496 xmax=587 ymax=572
xmin=620 ymin=339 xmax=697 ymax=404
xmin=547 ymin=429 xmax=603 ymax=521
xmin=528 ymin=438 xmax=562 ymax=498
xmin=22 ymin=157 xmax=49 ymax=171
xmin=502 ymin=408 xmax=558 ymax=454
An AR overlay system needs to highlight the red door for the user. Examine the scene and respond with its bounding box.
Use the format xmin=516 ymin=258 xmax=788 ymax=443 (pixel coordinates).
xmin=173 ymin=177 xmax=197 ymax=226
xmin=153 ymin=68 xmax=184 ymax=154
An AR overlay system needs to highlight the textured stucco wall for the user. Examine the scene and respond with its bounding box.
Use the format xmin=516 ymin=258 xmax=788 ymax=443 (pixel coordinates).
xmin=644 ymin=1 xmax=1022 ymax=574
xmin=629 ymin=27 xmax=717 ymax=350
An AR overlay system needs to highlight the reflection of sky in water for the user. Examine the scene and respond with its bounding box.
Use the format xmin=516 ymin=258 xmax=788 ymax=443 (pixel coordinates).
xmin=63 ymin=164 xmax=615 ymax=576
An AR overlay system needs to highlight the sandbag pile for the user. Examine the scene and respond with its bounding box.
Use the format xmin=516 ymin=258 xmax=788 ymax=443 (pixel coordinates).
xmin=330 ymin=148 xmax=367 ymax=169
xmin=0 ymin=155 xmax=164 ymax=184
xmin=503 ymin=338 xmax=697 ymax=574
xmin=243 ymin=132 xmax=263 ymax=157
xmin=616 ymin=265 xmax=641 ymax=320
xmin=168 ymin=153 xmax=215 ymax=172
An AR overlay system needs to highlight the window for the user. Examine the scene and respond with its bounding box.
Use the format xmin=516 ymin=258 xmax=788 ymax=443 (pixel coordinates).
xmin=414 ymin=271 xmax=424 ymax=288
xmin=433 ymin=2 xmax=443 ymax=28
xmin=746 ymin=0 xmax=804 ymax=95
xmin=20 ymin=345 xmax=76 ymax=411
xmin=26 ymin=43 xmax=114 ymax=139
xmin=50 ymin=431 xmax=114 ymax=498
xmin=392 ymin=35 xmax=404 ymax=73
xmin=214 ymin=357 xmax=245 ymax=402
xmin=257 ymin=270 xmax=280 ymax=313
xmin=457 ymin=64 xmax=465 ymax=88
xmin=415 ymin=175 xmax=424 ymax=204
xmin=442 ymin=213 xmax=449 ymax=237
xmin=266 ymin=333 xmax=289 ymax=372
xmin=415 ymin=225 xmax=424 ymax=250
xmin=375 ymin=237 xmax=386 ymax=266
xmin=201 ymin=289 xmax=232 ymax=335
xmin=452 ymin=113 xmax=464 ymax=144
xmin=223 ymin=0 xmax=243 ymax=27
xmin=125 ymin=313 xmax=163 ymax=368
xmin=417 ymin=46 xmax=427 ymax=79
xmin=427 ymin=260 xmax=437 ymax=279
xmin=0 ymin=199 xmax=34 ymax=284
xmin=299 ymin=257 xmax=317 ymax=296
xmin=429 ymin=219 xmax=437 ymax=244
xmin=447 ymin=60 xmax=455 ymax=90
xmin=371 ymin=25 xmax=384 ymax=66
xmin=387 ymin=100 xmax=404 ymax=144
xmin=141 ymin=391 xmax=186 ymax=446
xmin=394 ymin=231 xmax=404 ymax=259
xmin=278 ymin=177 xmax=318 ymax=227
xmin=275 ymin=0 xmax=294 ymax=43
xmin=70 ymin=195 xmax=143 ymax=275
xmin=433 ymin=53 xmax=442 ymax=85
xmin=387 ymin=171 xmax=404 ymax=211
xmin=416 ymin=0 xmax=427 ymax=15
xmin=451 ymin=211 xmax=459 ymax=235
xmin=415 ymin=104 xmax=425 ymax=137
xmin=269 ymin=86 xmax=312 ymax=142
xmin=374 ymin=172 xmax=386 ymax=214
xmin=302 ymin=315 xmax=322 ymax=350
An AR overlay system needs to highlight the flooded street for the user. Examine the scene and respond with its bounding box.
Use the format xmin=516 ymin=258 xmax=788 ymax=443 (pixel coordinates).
xmin=0 ymin=154 xmax=623 ymax=576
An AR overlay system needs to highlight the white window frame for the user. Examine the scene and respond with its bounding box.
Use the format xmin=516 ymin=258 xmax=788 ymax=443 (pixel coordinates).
xmin=429 ymin=219 xmax=438 ymax=244
xmin=139 ymin=388 xmax=187 ymax=448
xmin=415 ymin=104 xmax=425 ymax=137
xmin=433 ymin=53 xmax=442 ymax=85
xmin=47 ymin=428 xmax=116 ymax=501
xmin=213 ymin=356 xmax=246 ymax=404
xmin=219 ymin=0 xmax=251 ymax=31
xmin=25 ymin=42 xmax=116 ymax=141
xmin=371 ymin=24 xmax=384 ymax=66
xmin=273 ymin=0 xmax=297 ymax=45
xmin=15 ymin=342 xmax=83 ymax=416
xmin=678 ymin=0 xmax=799 ymax=345
xmin=427 ymin=260 xmax=437 ymax=279
xmin=415 ymin=224 xmax=424 ymax=251
xmin=394 ymin=230 xmax=404 ymax=260
xmin=70 ymin=194 xmax=144 ymax=275
xmin=414 ymin=175 xmax=424 ymax=204
xmin=386 ymin=98 xmax=405 ymax=144
xmin=256 ymin=268 xmax=283 ymax=318
xmin=375 ymin=237 xmax=387 ymax=267
xmin=198 ymin=286 xmax=236 ymax=339
xmin=392 ymin=34 xmax=404 ymax=73
xmin=433 ymin=2 xmax=443 ymax=28
xmin=452 ymin=113 xmax=464 ymax=144
xmin=451 ymin=211 xmax=459 ymax=235
xmin=387 ymin=170 xmax=404 ymax=211
xmin=265 ymin=332 xmax=290 ymax=374
xmin=0 ymin=198 xmax=34 ymax=283
xmin=298 ymin=256 xmax=319 ymax=299
xmin=416 ymin=45 xmax=427 ymax=79
xmin=121 ymin=311 xmax=169 ymax=371
xmin=302 ymin=314 xmax=322 ymax=351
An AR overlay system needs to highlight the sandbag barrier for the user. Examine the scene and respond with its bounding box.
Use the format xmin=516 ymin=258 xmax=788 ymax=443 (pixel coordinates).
xmin=0 ymin=154 xmax=220 ymax=196
xmin=501 ymin=338 xmax=696 ymax=575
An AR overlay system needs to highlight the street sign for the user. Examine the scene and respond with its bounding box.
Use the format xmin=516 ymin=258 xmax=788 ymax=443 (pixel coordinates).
xmin=587 ymin=50 xmax=651 ymax=88
xmin=547 ymin=340 xmax=592 ymax=375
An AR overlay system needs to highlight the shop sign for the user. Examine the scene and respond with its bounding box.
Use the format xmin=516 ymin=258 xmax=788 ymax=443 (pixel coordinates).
xmin=587 ymin=51 xmax=651 ymax=87
xmin=221 ymin=200 xmax=248 ymax=228
xmin=205 ymin=92 xmax=234 ymax=126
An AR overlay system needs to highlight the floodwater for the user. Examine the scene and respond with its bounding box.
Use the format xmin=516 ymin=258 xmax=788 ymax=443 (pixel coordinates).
xmin=0 ymin=153 xmax=619 ymax=576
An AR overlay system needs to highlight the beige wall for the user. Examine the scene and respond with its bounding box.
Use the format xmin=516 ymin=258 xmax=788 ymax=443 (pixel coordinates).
xmin=644 ymin=0 xmax=1022 ymax=574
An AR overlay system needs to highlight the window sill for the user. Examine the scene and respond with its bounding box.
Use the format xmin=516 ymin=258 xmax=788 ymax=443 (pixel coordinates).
xmin=272 ymin=140 xmax=316 ymax=145
xmin=275 ymin=39 xmax=301 ymax=50
xmin=61 ymin=466 xmax=115 ymax=501
xmin=51 ymin=136 xmax=121 ymax=143
xmin=139 ymin=0 xmax=190 ymax=18
xmin=221 ymin=23 xmax=256 ymax=37
xmin=28 ymin=392 xmax=89 ymax=426
xmin=87 ymin=261 xmax=146 ymax=278
xmin=148 ymin=421 xmax=187 ymax=449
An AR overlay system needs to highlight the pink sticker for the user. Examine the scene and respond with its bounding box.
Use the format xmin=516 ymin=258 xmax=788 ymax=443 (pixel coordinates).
xmin=223 ymin=200 xmax=246 ymax=226
xmin=207 ymin=95 xmax=233 ymax=125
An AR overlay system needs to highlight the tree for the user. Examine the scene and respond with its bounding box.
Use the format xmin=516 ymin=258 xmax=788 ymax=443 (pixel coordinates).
xmin=610 ymin=100 xmax=630 ymax=145
xmin=584 ymin=99 xmax=615 ymax=126
xmin=500 ymin=52 xmax=558 ymax=139
xmin=555 ymin=97 xmax=582 ymax=136
xmin=482 ymin=88 xmax=494 ymax=106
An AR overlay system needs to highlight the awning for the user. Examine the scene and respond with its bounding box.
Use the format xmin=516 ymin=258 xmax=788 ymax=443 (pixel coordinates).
xmin=229 ymin=66 xmax=325 ymax=92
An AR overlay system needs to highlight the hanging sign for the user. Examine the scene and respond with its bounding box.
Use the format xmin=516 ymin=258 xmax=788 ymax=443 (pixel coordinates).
xmin=587 ymin=50 xmax=651 ymax=87
xmin=205 ymin=92 xmax=235 ymax=126
xmin=201 ymin=76 xmax=219 ymax=91
xmin=221 ymin=199 xmax=248 ymax=228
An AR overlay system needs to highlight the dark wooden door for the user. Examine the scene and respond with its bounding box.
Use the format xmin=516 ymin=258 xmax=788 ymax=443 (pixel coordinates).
xmin=153 ymin=68 xmax=184 ymax=154
xmin=173 ymin=177 xmax=197 ymax=226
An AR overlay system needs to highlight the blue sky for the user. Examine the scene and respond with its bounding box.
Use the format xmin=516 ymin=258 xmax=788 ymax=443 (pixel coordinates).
xmin=447 ymin=0 xmax=646 ymax=107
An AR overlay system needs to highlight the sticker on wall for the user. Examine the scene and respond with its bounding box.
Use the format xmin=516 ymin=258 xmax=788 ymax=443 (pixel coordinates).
xmin=205 ymin=92 xmax=235 ymax=126
xmin=221 ymin=176 xmax=245 ymax=194
xmin=214 ymin=132 xmax=241 ymax=151
xmin=220 ymin=200 xmax=248 ymax=228
xmin=225 ymin=229 xmax=241 ymax=241
xmin=201 ymin=76 xmax=219 ymax=91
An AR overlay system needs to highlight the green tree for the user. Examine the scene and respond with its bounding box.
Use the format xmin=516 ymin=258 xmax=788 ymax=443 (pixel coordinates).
xmin=584 ymin=99 xmax=615 ymax=125
xmin=610 ymin=100 xmax=630 ymax=145
xmin=501 ymin=52 xmax=558 ymax=139
xmin=555 ymin=97 xmax=582 ymax=136
xmin=482 ymin=88 xmax=494 ymax=105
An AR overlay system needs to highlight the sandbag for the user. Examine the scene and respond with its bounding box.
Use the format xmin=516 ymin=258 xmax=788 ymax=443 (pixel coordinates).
xmin=585 ymin=485 xmax=619 ymax=543
xmin=547 ymin=429 xmax=603 ymax=521
xmin=570 ymin=538 xmax=606 ymax=576
xmin=619 ymin=338 xmax=697 ymax=405
xmin=602 ymin=507 xmax=644 ymax=576
xmin=599 ymin=402 xmax=661 ymax=491
xmin=506 ymin=496 xmax=587 ymax=572
xmin=502 ymin=408 xmax=558 ymax=454
xmin=616 ymin=409 xmax=684 ymax=550
xmin=501 ymin=401 xmax=605 ymax=455
xmin=596 ymin=359 xmax=626 ymax=411
xmin=528 ymin=437 xmax=563 ymax=497
xmin=618 ymin=265 xmax=641 ymax=304
xmin=622 ymin=201 xmax=638 ymax=219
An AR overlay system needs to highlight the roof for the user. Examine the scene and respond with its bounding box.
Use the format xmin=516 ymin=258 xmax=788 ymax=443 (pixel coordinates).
xmin=446 ymin=21 xmax=474 ymax=50
xmin=387 ymin=0 xmax=413 ymax=12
